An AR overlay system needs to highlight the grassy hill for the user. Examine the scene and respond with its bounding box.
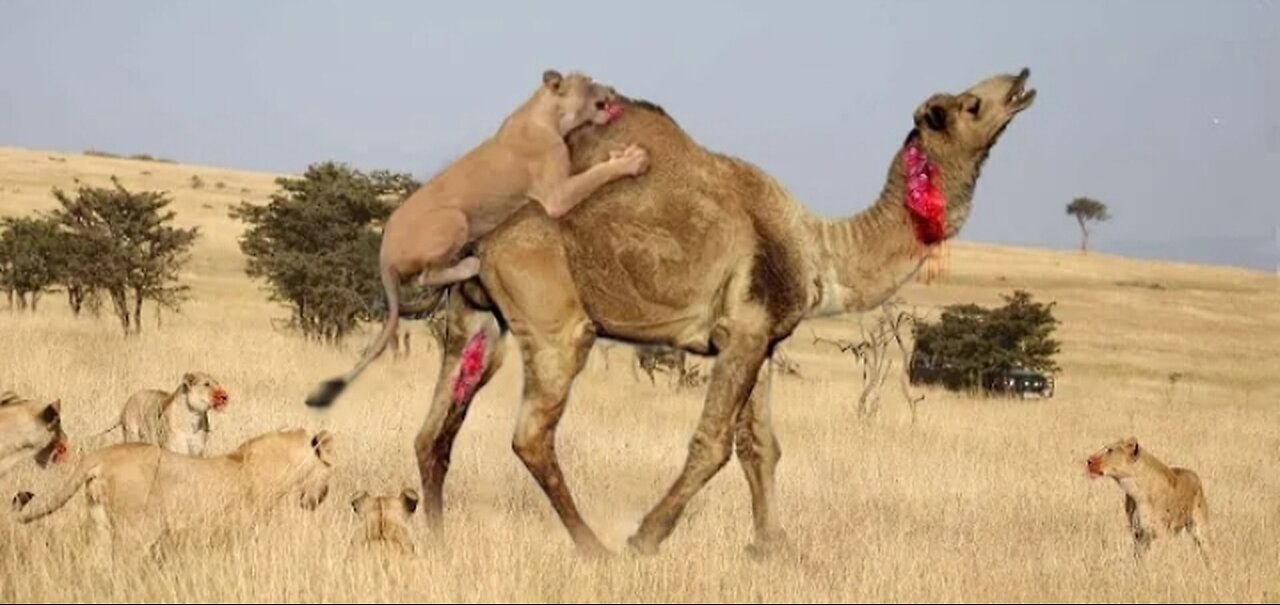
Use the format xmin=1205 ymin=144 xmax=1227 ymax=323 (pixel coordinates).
xmin=2 ymin=145 xmax=1278 ymax=601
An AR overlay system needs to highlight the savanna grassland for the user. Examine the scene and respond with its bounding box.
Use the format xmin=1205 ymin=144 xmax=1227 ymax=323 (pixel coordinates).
xmin=2 ymin=146 xmax=1278 ymax=603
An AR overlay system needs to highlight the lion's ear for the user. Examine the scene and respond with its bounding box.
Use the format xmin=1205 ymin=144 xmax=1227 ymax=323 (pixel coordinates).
xmin=350 ymin=491 xmax=369 ymax=514
xmin=40 ymin=402 xmax=60 ymax=426
xmin=400 ymin=488 xmax=420 ymax=515
xmin=311 ymin=430 xmax=336 ymax=465
xmin=542 ymin=69 xmax=564 ymax=94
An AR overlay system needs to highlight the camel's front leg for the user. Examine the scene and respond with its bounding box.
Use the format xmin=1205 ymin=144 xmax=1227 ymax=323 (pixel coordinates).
xmin=414 ymin=290 xmax=507 ymax=534
xmin=627 ymin=315 xmax=771 ymax=555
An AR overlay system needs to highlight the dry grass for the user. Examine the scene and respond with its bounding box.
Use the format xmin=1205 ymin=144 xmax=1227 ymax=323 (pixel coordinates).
xmin=2 ymin=146 xmax=1279 ymax=602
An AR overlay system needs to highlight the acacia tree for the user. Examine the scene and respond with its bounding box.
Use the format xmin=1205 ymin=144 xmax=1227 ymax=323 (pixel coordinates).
xmin=49 ymin=178 xmax=199 ymax=335
xmin=909 ymin=289 xmax=1061 ymax=393
xmin=230 ymin=162 xmax=419 ymax=344
xmin=0 ymin=216 xmax=65 ymax=311
xmin=1066 ymin=197 xmax=1111 ymax=254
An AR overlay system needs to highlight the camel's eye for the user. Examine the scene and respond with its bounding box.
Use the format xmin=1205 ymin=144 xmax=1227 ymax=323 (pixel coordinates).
xmin=967 ymin=99 xmax=982 ymax=116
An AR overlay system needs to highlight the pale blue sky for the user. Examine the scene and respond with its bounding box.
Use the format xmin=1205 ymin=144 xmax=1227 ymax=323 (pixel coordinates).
xmin=2 ymin=1 xmax=1276 ymax=270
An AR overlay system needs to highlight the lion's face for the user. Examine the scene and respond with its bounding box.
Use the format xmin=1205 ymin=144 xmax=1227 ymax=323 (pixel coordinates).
xmin=182 ymin=372 xmax=229 ymax=413
xmin=1 ymin=394 xmax=68 ymax=469
xmin=541 ymin=69 xmax=623 ymax=135
xmin=351 ymin=488 xmax=419 ymax=525
xmin=1086 ymin=438 xmax=1141 ymax=480
xmin=912 ymin=67 xmax=1036 ymax=155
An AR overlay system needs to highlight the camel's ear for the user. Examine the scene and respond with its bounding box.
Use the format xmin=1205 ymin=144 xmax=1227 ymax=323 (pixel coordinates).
xmin=400 ymin=488 xmax=420 ymax=515
xmin=542 ymin=69 xmax=564 ymax=94
xmin=915 ymin=94 xmax=951 ymax=132
xmin=350 ymin=491 xmax=369 ymax=514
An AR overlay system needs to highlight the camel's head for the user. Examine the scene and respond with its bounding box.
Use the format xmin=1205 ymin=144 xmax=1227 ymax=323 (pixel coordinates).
xmin=540 ymin=69 xmax=624 ymax=135
xmin=912 ymin=67 xmax=1036 ymax=156
xmin=1086 ymin=437 xmax=1141 ymax=480
xmin=180 ymin=371 xmax=229 ymax=413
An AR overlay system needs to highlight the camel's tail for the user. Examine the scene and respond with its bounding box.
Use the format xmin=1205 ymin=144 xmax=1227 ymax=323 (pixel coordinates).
xmin=305 ymin=271 xmax=446 ymax=409
xmin=13 ymin=458 xmax=98 ymax=524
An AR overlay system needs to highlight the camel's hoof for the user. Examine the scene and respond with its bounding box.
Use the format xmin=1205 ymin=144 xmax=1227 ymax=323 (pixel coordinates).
xmin=745 ymin=530 xmax=792 ymax=561
xmin=624 ymin=534 xmax=660 ymax=558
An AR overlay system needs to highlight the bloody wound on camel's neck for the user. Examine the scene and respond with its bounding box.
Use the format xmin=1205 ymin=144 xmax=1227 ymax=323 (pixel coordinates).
xmin=903 ymin=142 xmax=947 ymax=246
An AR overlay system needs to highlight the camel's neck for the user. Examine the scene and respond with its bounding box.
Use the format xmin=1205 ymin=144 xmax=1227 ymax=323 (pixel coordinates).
xmin=805 ymin=133 xmax=981 ymax=316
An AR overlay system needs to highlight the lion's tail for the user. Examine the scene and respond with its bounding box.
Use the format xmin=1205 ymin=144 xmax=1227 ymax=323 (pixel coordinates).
xmin=14 ymin=457 xmax=100 ymax=524
xmin=80 ymin=417 xmax=121 ymax=442
xmin=305 ymin=268 xmax=445 ymax=409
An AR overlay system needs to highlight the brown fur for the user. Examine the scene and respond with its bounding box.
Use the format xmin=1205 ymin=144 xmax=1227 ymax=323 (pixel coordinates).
xmin=350 ymin=488 xmax=419 ymax=555
xmin=12 ymin=428 xmax=336 ymax=553
xmin=87 ymin=372 xmax=229 ymax=456
xmin=305 ymin=69 xmax=650 ymax=408
xmin=1086 ymin=437 xmax=1212 ymax=564
xmin=360 ymin=69 xmax=1037 ymax=555
xmin=0 ymin=390 xmax=67 ymax=478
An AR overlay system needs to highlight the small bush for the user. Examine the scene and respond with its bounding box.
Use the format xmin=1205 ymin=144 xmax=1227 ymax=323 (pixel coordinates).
xmin=909 ymin=290 xmax=1061 ymax=393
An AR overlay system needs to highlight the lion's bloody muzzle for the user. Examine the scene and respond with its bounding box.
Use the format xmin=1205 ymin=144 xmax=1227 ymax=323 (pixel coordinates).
xmin=603 ymin=101 xmax=624 ymax=123
xmin=211 ymin=389 xmax=229 ymax=411
xmin=51 ymin=439 xmax=68 ymax=464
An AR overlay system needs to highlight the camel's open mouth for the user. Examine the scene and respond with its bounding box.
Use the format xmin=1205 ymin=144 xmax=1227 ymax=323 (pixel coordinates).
xmin=1005 ymin=68 xmax=1036 ymax=111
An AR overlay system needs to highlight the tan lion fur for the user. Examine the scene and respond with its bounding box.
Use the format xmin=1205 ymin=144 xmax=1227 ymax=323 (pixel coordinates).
xmin=350 ymin=488 xmax=419 ymax=555
xmin=1087 ymin=437 xmax=1212 ymax=564
xmin=12 ymin=428 xmax=336 ymax=552
xmin=0 ymin=390 xmax=68 ymax=479
xmin=88 ymin=372 xmax=229 ymax=456
xmin=305 ymin=68 xmax=650 ymax=409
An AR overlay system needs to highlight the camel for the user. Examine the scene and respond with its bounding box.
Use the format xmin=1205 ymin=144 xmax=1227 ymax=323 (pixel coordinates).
xmin=314 ymin=67 xmax=1037 ymax=556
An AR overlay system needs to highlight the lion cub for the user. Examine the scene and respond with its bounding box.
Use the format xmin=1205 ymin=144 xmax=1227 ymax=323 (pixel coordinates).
xmin=306 ymin=68 xmax=650 ymax=409
xmin=0 ymin=391 xmax=68 ymax=478
xmin=92 ymin=372 xmax=229 ymax=456
xmin=1086 ymin=437 xmax=1211 ymax=563
xmin=350 ymin=488 xmax=419 ymax=555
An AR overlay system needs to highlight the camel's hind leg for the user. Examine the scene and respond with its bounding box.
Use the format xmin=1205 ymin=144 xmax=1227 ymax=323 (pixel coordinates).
xmin=735 ymin=358 xmax=787 ymax=557
xmin=414 ymin=290 xmax=507 ymax=534
xmin=627 ymin=316 xmax=771 ymax=555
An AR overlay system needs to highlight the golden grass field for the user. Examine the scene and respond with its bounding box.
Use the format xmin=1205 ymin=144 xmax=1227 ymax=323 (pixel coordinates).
xmin=1 ymin=146 xmax=1278 ymax=602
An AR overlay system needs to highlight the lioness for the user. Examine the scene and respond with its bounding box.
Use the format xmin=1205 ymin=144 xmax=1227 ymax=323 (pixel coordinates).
xmin=1086 ymin=437 xmax=1211 ymax=563
xmin=90 ymin=372 xmax=229 ymax=456
xmin=0 ymin=390 xmax=68 ymax=478
xmin=13 ymin=428 xmax=335 ymax=551
xmin=350 ymin=488 xmax=419 ymax=554
xmin=305 ymin=68 xmax=650 ymax=409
